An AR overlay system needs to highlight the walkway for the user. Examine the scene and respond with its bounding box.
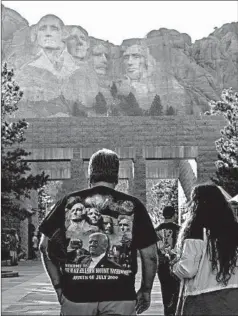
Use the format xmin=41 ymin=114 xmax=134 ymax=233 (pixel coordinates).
xmin=1 ymin=259 xmax=163 ymax=315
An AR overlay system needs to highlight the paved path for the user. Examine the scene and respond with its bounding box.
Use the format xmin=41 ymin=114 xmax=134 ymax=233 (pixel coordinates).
xmin=2 ymin=259 xmax=164 ymax=315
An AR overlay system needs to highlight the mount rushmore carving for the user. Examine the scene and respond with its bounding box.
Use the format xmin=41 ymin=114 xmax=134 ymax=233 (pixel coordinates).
xmin=2 ymin=5 xmax=238 ymax=117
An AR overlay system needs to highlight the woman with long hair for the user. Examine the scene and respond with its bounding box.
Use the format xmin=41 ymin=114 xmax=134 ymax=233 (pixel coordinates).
xmin=173 ymin=183 xmax=238 ymax=315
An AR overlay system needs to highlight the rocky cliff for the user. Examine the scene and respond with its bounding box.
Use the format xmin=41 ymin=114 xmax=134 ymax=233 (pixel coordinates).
xmin=2 ymin=4 xmax=238 ymax=117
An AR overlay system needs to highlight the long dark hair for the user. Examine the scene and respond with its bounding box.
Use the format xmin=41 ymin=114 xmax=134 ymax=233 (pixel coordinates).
xmin=176 ymin=183 xmax=238 ymax=286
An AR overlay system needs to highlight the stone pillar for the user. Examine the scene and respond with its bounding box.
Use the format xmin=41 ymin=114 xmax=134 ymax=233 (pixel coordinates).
xmin=196 ymin=153 xmax=216 ymax=184
xmin=20 ymin=218 xmax=29 ymax=258
xmin=58 ymin=156 xmax=87 ymax=196
xmin=133 ymin=148 xmax=146 ymax=205
xmin=70 ymin=151 xmax=88 ymax=192
xmin=128 ymin=176 xmax=134 ymax=196
xmin=178 ymin=160 xmax=197 ymax=200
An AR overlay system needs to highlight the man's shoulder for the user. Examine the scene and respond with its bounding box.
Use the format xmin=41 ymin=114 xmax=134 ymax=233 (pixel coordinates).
xmin=155 ymin=223 xmax=165 ymax=231
xmin=170 ymin=222 xmax=180 ymax=230
xmin=113 ymin=190 xmax=140 ymax=203
xmin=65 ymin=187 xmax=95 ymax=200
xmin=113 ymin=191 xmax=148 ymax=216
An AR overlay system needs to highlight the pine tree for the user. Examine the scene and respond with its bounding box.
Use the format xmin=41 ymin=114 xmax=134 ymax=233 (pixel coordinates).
xmin=205 ymin=88 xmax=238 ymax=196
xmin=72 ymin=101 xmax=87 ymax=117
xmin=166 ymin=106 xmax=175 ymax=115
xmin=95 ymin=92 xmax=107 ymax=114
xmin=149 ymin=94 xmax=163 ymax=116
xmin=110 ymin=82 xmax=118 ymax=99
xmin=1 ymin=63 xmax=49 ymax=220
xmin=38 ymin=181 xmax=62 ymax=221
xmin=119 ymin=92 xmax=143 ymax=116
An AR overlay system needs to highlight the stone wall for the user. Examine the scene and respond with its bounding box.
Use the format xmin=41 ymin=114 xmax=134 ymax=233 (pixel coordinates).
xmin=13 ymin=115 xmax=226 ymax=203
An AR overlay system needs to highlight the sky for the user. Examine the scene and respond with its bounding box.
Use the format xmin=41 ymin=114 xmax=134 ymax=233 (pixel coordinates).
xmin=2 ymin=1 xmax=238 ymax=45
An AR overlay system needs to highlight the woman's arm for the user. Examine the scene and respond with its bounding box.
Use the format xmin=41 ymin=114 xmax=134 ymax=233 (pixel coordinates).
xmin=173 ymin=239 xmax=204 ymax=279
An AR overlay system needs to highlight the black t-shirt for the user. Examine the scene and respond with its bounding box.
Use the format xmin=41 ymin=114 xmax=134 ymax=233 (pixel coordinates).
xmin=39 ymin=186 xmax=157 ymax=302
xmin=155 ymin=222 xmax=180 ymax=264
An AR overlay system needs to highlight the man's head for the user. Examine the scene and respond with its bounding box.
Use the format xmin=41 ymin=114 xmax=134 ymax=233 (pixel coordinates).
xmin=91 ymin=44 xmax=109 ymax=76
xmin=88 ymin=232 xmax=109 ymax=257
xmin=123 ymin=44 xmax=147 ymax=80
xmin=69 ymin=202 xmax=85 ymax=222
xmin=86 ymin=207 xmax=101 ymax=225
xmin=118 ymin=215 xmax=131 ymax=233
xmin=66 ymin=26 xmax=89 ymax=60
xmin=102 ymin=215 xmax=114 ymax=234
xmin=88 ymin=148 xmax=119 ymax=186
xmin=36 ymin=14 xmax=64 ymax=50
xmin=163 ymin=206 xmax=176 ymax=222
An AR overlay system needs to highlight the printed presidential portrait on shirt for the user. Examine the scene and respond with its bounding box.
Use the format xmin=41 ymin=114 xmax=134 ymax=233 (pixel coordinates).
xmin=46 ymin=193 xmax=135 ymax=282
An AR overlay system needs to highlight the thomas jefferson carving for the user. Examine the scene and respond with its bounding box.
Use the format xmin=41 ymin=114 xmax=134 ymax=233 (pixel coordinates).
xmin=66 ymin=25 xmax=90 ymax=61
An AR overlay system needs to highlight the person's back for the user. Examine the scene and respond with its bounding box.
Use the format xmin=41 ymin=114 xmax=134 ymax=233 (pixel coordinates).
xmin=183 ymin=226 xmax=238 ymax=296
xmin=173 ymin=184 xmax=238 ymax=316
xmin=39 ymin=148 xmax=157 ymax=316
xmin=9 ymin=229 xmax=18 ymax=265
xmin=156 ymin=221 xmax=180 ymax=263
xmin=155 ymin=206 xmax=180 ymax=316
xmin=42 ymin=185 xmax=155 ymax=301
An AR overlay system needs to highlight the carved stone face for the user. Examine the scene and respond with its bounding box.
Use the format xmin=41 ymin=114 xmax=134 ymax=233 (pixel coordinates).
xmin=67 ymin=27 xmax=89 ymax=59
xmin=103 ymin=216 xmax=113 ymax=234
xmin=37 ymin=16 xmax=63 ymax=49
xmin=87 ymin=207 xmax=100 ymax=225
xmin=118 ymin=218 xmax=130 ymax=233
xmin=123 ymin=45 xmax=147 ymax=80
xmin=70 ymin=203 xmax=85 ymax=221
xmin=92 ymin=44 xmax=109 ymax=75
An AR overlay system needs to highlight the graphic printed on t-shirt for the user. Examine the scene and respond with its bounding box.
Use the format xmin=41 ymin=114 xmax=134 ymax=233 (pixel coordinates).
xmin=62 ymin=193 xmax=135 ymax=282
xmin=157 ymin=228 xmax=173 ymax=251
xmin=156 ymin=223 xmax=180 ymax=262
xmin=40 ymin=186 xmax=157 ymax=301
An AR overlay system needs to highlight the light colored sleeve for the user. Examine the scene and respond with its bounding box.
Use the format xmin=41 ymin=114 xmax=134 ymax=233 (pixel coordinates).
xmin=173 ymin=239 xmax=205 ymax=280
